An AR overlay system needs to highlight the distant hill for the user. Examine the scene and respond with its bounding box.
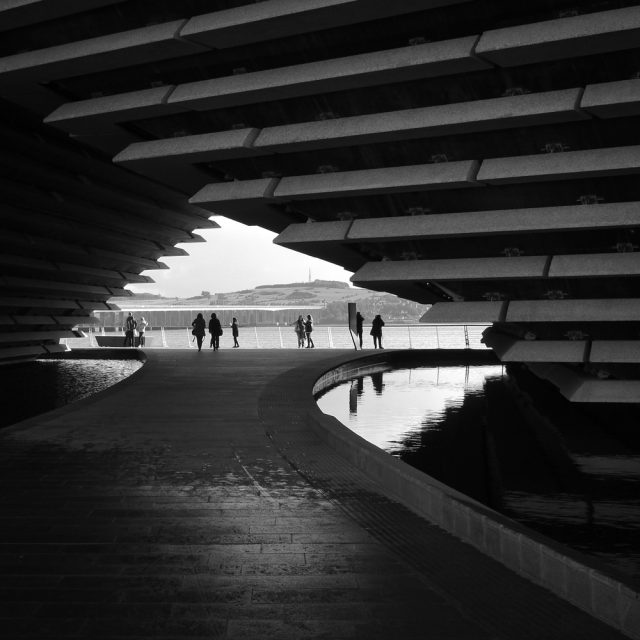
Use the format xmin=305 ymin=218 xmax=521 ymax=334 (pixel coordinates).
xmin=119 ymin=280 xmax=430 ymax=323
xmin=255 ymin=280 xmax=349 ymax=290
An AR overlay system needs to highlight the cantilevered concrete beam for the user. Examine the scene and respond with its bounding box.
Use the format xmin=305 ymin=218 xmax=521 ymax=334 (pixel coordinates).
xmin=274 ymin=161 xmax=481 ymax=200
xmin=181 ymin=0 xmax=467 ymax=49
xmin=581 ymin=79 xmax=640 ymax=119
xmin=168 ymin=36 xmax=490 ymax=111
xmin=477 ymin=145 xmax=640 ymax=184
xmin=352 ymin=256 xmax=549 ymax=284
xmin=276 ymin=202 xmax=640 ymax=246
xmin=0 ymin=21 xmax=209 ymax=82
xmin=0 ymin=0 xmax=122 ymax=31
xmin=476 ymin=6 xmax=640 ymax=67
xmin=507 ymin=299 xmax=640 ymax=323
xmin=481 ymin=331 xmax=588 ymax=363
xmin=421 ymin=301 xmax=506 ymax=324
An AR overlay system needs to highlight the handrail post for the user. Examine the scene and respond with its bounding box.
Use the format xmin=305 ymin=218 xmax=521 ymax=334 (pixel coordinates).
xmin=254 ymin=326 xmax=260 ymax=348
xmin=435 ymin=325 xmax=440 ymax=349
xmin=278 ymin=326 xmax=283 ymax=348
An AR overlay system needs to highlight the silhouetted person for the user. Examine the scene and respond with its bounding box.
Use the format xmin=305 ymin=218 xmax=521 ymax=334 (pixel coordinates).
xmin=304 ymin=314 xmax=315 ymax=348
xmin=295 ymin=315 xmax=305 ymax=348
xmin=192 ymin=313 xmax=206 ymax=352
xmin=231 ymin=317 xmax=240 ymax=347
xmin=123 ymin=312 xmax=136 ymax=347
xmin=209 ymin=313 xmax=222 ymax=350
xmin=370 ymin=314 xmax=385 ymax=349
xmin=356 ymin=311 xmax=364 ymax=348
xmin=137 ymin=316 xmax=148 ymax=347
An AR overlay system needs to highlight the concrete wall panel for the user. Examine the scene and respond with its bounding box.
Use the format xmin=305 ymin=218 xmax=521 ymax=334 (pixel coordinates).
xmin=477 ymin=145 xmax=640 ymax=185
xmin=353 ymin=256 xmax=548 ymax=283
xmin=274 ymin=161 xmax=480 ymax=200
xmin=582 ymin=79 xmax=640 ymax=119
xmin=476 ymin=6 xmax=640 ymax=67
xmin=168 ymin=37 xmax=490 ymax=111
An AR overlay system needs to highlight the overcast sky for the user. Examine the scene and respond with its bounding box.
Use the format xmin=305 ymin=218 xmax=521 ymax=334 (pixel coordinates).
xmin=126 ymin=216 xmax=354 ymax=297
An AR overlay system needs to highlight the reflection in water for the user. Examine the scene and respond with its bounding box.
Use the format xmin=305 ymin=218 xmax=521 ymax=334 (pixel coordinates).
xmin=316 ymin=364 xmax=640 ymax=586
xmin=0 ymin=358 xmax=143 ymax=429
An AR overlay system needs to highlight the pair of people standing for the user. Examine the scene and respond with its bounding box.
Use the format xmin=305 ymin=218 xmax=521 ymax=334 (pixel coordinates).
xmin=295 ymin=314 xmax=314 ymax=348
xmin=191 ymin=313 xmax=239 ymax=351
xmin=355 ymin=312 xmax=385 ymax=349
xmin=123 ymin=313 xmax=148 ymax=347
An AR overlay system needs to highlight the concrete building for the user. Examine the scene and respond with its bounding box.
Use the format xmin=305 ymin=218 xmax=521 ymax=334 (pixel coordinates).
xmin=2 ymin=0 xmax=640 ymax=402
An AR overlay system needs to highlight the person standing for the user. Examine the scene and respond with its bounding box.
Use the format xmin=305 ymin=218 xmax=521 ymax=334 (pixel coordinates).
xmin=294 ymin=315 xmax=305 ymax=348
xmin=304 ymin=314 xmax=315 ymax=348
xmin=192 ymin=313 xmax=206 ymax=352
xmin=208 ymin=313 xmax=222 ymax=350
xmin=370 ymin=314 xmax=385 ymax=349
xmin=231 ymin=317 xmax=240 ymax=348
xmin=356 ymin=311 xmax=364 ymax=349
xmin=123 ymin=312 xmax=137 ymax=347
xmin=137 ymin=316 xmax=148 ymax=347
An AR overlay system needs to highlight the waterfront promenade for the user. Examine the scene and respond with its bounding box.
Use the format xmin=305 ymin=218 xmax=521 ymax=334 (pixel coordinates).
xmin=0 ymin=350 xmax=628 ymax=639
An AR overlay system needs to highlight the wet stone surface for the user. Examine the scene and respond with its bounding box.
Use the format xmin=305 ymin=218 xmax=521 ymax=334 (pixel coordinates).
xmin=0 ymin=350 xmax=629 ymax=639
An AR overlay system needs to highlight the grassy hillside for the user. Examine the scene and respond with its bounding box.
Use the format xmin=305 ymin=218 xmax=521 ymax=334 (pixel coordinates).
xmin=119 ymin=281 xmax=430 ymax=323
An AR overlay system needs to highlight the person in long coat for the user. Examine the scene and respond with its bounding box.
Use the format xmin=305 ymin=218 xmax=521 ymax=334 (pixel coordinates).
xmin=294 ymin=315 xmax=305 ymax=348
xmin=192 ymin=313 xmax=206 ymax=352
xmin=209 ymin=313 xmax=222 ymax=350
xmin=356 ymin=311 xmax=364 ymax=348
xmin=370 ymin=314 xmax=385 ymax=349
xmin=231 ymin=317 xmax=240 ymax=348
xmin=304 ymin=314 xmax=315 ymax=349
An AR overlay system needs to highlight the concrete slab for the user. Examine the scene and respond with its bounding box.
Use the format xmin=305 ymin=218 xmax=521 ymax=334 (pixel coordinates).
xmin=582 ymin=79 xmax=640 ymax=119
xmin=352 ymin=255 xmax=548 ymax=283
xmin=274 ymin=161 xmax=481 ymax=200
xmin=0 ymin=350 xmax=629 ymax=639
xmin=475 ymin=6 xmax=640 ymax=67
xmin=180 ymin=0 xmax=465 ymax=49
xmin=507 ymin=298 xmax=640 ymax=322
xmin=0 ymin=21 xmax=209 ymax=82
xmin=168 ymin=36 xmax=489 ymax=111
xmin=477 ymin=145 xmax=640 ymax=185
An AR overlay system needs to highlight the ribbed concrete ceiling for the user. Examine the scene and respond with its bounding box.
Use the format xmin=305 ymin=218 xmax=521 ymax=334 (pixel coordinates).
xmin=2 ymin=0 xmax=640 ymax=402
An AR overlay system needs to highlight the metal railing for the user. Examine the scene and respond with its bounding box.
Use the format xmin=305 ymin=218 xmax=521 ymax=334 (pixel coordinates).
xmin=62 ymin=325 xmax=491 ymax=350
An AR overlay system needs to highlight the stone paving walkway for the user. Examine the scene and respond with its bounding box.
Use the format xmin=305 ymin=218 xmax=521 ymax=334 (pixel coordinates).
xmin=0 ymin=350 xmax=628 ymax=639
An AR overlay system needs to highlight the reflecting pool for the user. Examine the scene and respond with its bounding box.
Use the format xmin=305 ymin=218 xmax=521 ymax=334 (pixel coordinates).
xmin=316 ymin=363 xmax=640 ymax=587
xmin=0 ymin=358 xmax=143 ymax=429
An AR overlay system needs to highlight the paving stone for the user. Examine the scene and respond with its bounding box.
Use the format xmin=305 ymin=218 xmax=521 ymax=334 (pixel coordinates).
xmin=0 ymin=350 xmax=629 ymax=639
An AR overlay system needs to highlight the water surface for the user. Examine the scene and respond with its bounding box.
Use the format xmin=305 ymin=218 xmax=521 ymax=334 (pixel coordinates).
xmin=0 ymin=358 xmax=143 ymax=429
xmin=316 ymin=364 xmax=640 ymax=586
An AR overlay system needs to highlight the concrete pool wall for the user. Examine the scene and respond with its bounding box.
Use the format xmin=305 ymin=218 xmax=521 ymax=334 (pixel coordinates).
xmin=309 ymin=350 xmax=640 ymax=640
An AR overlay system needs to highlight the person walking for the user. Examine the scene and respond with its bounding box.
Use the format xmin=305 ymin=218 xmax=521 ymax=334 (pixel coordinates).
xmin=208 ymin=313 xmax=222 ymax=350
xmin=356 ymin=311 xmax=364 ymax=348
xmin=294 ymin=315 xmax=305 ymax=348
xmin=192 ymin=313 xmax=206 ymax=352
xmin=137 ymin=316 xmax=148 ymax=347
xmin=370 ymin=314 xmax=385 ymax=349
xmin=123 ymin=312 xmax=137 ymax=347
xmin=304 ymin=314 xmax=315 ymax=348
xmin=231 ymin=317 xmax=240 ymax=347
